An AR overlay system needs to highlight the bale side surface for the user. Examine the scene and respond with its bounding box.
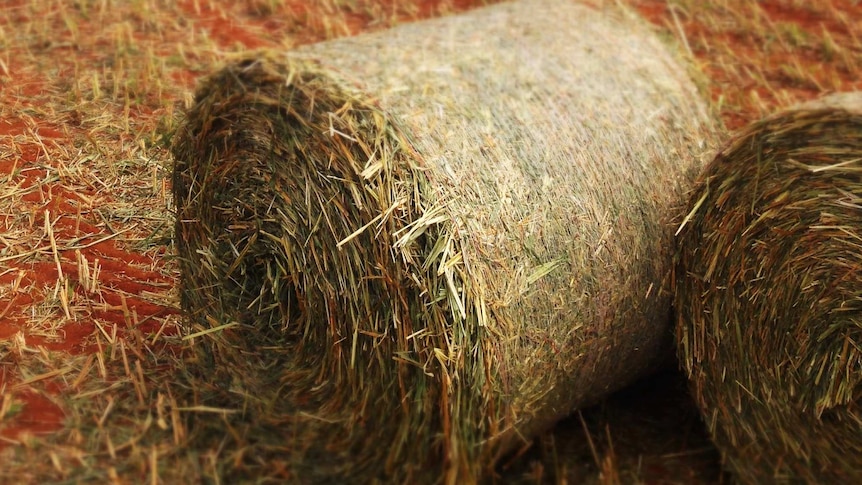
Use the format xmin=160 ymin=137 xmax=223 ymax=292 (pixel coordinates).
xmin=675 ymin=92 xmax=862 ymax=484
xmin=172 ymin=0 xmax=719 ymax=482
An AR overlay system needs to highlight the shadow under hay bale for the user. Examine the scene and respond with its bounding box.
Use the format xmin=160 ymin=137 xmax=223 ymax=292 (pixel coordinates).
xmin=171 ymin=0 xmax=718 ymax=482
xmin=675 ymin=92 xmax=862 ymax=484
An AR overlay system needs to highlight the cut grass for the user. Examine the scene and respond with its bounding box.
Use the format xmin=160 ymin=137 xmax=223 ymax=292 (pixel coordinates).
xmin=1 ymin=0 xmax=860 ymax=483
xmin=633 ymin=0 xmax=862 ymax=130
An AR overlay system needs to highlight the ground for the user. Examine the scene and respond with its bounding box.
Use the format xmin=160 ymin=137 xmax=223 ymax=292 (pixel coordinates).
xmin=0 ymin=0 xmax=859 ymax=483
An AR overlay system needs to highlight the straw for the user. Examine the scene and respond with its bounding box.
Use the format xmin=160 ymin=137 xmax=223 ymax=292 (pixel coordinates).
xmin=675 ymin=92 xmax=862 ymax=484
xmin=172 ymin=0 xmax=719 ymax=481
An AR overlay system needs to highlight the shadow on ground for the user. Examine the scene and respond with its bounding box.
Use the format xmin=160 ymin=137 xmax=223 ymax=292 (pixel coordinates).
xmin=502 ymin=368 xmax=729 ymax=484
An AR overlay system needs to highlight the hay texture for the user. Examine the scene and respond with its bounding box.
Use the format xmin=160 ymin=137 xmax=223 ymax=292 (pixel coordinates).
xmin=172 ymin=0 xmax=717 ymax=482
xmin=675 ymin=92 xmax=862 ymax=484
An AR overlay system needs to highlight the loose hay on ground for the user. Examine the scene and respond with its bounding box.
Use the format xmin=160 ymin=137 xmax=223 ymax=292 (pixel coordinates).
xmin=675 ymin=92 xmax=862 ymax=484
xmin=171 ymin=0 xmax=719 ymax=482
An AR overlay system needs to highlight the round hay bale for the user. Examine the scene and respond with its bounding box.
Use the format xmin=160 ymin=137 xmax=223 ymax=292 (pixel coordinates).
xmin=675 ymin=92 xmax=862 ymax=484
xmin=171 ymin=0 xmax=718 ymax=481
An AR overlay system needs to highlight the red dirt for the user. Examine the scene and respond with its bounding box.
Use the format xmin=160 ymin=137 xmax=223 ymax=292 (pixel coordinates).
xmin=0 ymin=389 xmax=65 ymax=444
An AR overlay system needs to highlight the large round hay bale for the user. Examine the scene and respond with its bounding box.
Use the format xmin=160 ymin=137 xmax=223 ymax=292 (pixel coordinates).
xmin=675 ymin=92 xmax=862 ymax=484
xmin=171 ymin=0 xmax=718 ymax=481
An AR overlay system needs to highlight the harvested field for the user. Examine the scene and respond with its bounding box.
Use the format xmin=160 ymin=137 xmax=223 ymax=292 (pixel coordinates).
xmin=1 ymin=0 xmax=860 ymax=483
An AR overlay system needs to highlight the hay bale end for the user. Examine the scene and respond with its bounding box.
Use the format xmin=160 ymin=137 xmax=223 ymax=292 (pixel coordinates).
xmin=676 ymin=92 xmax=862 ymax=484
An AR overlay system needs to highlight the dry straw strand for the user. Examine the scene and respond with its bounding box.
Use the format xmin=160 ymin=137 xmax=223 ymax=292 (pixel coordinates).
xmin=675 ymin=91 xmax=862 ymax=484
xmin=172 ymin=0 xmax=719 ymax=482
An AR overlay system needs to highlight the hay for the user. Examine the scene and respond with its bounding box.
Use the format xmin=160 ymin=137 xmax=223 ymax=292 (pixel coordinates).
xmin=675 ymin=92 xmax=862 ymax=484
xmin=171 ymin=0 xmax=718 ymax=481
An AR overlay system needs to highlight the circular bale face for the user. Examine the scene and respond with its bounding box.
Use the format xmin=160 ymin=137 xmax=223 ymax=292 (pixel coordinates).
xmin=675 ymin=93 xmax=862 ymax=484
xmin=172 ymin=0 xmax=718 ymax=481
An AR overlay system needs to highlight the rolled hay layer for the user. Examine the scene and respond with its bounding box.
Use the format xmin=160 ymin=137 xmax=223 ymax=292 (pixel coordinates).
xmin=172 ymin=0 xmax=718 ymax=482
xmin=675 ymin=92 xmax=862 ymax=484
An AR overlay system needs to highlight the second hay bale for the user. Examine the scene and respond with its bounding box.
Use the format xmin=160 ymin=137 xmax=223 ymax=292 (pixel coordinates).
xmin=675 ymin=92 xmax=862 ymax=484
xmin=171 ymin=0 xmax=718 ymax=481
